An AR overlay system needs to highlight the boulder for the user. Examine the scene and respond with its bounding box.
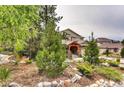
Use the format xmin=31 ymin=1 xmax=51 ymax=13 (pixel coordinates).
xmin=8 ymin=82 xmax=21 ymax=87
xmin=95 ymin=80 xmax=102 ymax=86
xmin=108 ymin=80 xmax=115 ymax=87
xmin=72 ymin=68 xmax=78 ymax=71
xmin=90 ymin=84 xmax=99 ymax=87
xmin=43 ymin=82 xmax=52 ymax=87
xmin=76 ymin=71 xmax=83 ymax=76
xmin=103 ymin=80 xmax=109 ymax=87
xmin=71 ymin=74 xmax=82 ymax=83
xmin=99 ymin=79 xmax=105 ymax=84
xmin=0 ymin=54 xmax=10 ymax=64
xmin=51 ymin=81 xmax=58 ymax=87
xmin=37 ymin=82 xmax=44 ymax=87
xmin=58 ymin=80 xmax=64 ymax=87
xmin=64 ymin=79 xmax=71 ymax=87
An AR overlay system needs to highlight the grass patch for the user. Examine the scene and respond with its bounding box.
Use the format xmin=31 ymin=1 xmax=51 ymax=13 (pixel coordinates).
xmin=95 ymin=67 xmax=123 ymax=81
xmin=77 ymin=62 xmax=94 ymax=77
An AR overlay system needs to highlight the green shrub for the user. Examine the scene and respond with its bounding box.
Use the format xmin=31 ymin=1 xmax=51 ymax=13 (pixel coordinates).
xmin=116 ymin=58 xmax=120 ymax=62
xmin=77 ymin=62 xmax=94 ymax=77
xmin=84 ymin=32 xmax=99 ymax=65
xmin=96 ymin=67 xmax=123 ymax=81
xmin=36 ymin=22 xmax=67 ymax=78
xmin=0 ymin=67 xmax=11 ymax=86
xmin=121 ymin=48 xmax=124 ymax=58
xmin=108 ymin=60 xmax=120 ymax=67
xmin=99 ymin=58 xmax=106 ymax=63
xmin=0 ymin=47 xmax=4 ymax=52
xmin=26 ymin=59 xmax=33 ymax=64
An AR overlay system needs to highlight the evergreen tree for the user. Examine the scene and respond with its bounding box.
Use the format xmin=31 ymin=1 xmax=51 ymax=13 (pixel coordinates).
xmin=121 ymin=39 xmax=124 ymax=46
xmin=39 ymin=5 xmax=62 ymax=29
xmin=36 ymin=21 xmax=67 ymax=77
xmin=29 ymin=5 xmax=63 ymax=59
xmin=84 ymin=32 xmax=99 ymax=65
xmin=121 ymin=48 xmax=124 ymax=58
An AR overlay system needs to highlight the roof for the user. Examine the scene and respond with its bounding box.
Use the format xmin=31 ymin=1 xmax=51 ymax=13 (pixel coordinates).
xmin=99 ymin=43 xmax=123 ymax=49
xmin=61 ymin=28 xmax=84 ymax=38
xmin=62 ymin=40 xmax=85 ymax=46
xmin=96 ymin=37 xmax=112 ymax=42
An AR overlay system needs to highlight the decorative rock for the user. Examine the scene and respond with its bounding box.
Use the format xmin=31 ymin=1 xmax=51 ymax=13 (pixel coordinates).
xmin=64 ymin=79 xmax=71 ymax=87
xmin=76 ymin=72 xmax=83 ymax=76
xmin=0 ymin=54 xmax=10 ymax=64
xmin=101 ymin=63 xmax=109 ymax=67
xmin=114 ymin=83 xmax=121 ymax=87
xmin=90 ymin=84 xmax=99 ymax=87
xmin=72 ymin=68 xmax=78 ymax=71
xmin=37 ymin=82 xmax=44 ymax=87
xmin=102 ymin=80 xmax=109 ymax=87
xmin=71 ymin=74 xmax=82 ymax=83
xmin=58 ymin=80 xmax=64 ymax=87
xmin=121 ymin=80 xmax=124 ymax=85
xmin=108 ymin=80 xmax=115 ymax=87
xmin=51 ymin=81 xmax=58 ymax=87
xmin=95 ymin=80 xmax=101 ymax=85
xmin=8 ymin=82 xmax=21 ymax=87
xmin=99 ymin=79 xmax=105 ymax=83
xmin=43 ymin=82 xmax=52 ymax=87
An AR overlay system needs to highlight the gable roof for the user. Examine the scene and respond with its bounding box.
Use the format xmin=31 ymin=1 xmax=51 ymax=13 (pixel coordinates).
xmin=99 ymin=43 xmax=123 ymax=49
xmin=61 ymin=28 xmax=84 ymax=38
xmin=96 ymin=37 xmax=112 ymax=42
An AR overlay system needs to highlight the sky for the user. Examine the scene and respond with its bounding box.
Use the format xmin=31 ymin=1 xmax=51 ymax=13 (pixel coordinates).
xmin=56 ymin=5 xmax=124 ymax=41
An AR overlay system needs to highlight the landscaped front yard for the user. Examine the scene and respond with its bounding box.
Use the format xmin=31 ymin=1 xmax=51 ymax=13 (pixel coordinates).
xmin=0 ymin=55 xmax=124 ymax=87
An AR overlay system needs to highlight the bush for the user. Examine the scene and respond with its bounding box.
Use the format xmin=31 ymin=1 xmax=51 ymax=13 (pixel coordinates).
xmin=96 ymin=67 xmax=123 ymax=81
xmin=26 ymin=59 xmax=33 ymax=64
xmin=99 ymin=58 xmax=106 ymax=63
xmin=108 ymin=60 xmax=120 ymax=67
xmin=77 ymin=62 xmax=94 ymax=77
xmin=116 ymin=58 xmax=120 ymax=62
xmin=121 ymin=48 xmax=124 ymax=58
xmin=0 ymin=67 xmax=11 ymax=86
xmin=84 ymin=32 xmax=99 ymax=65
xmin=0 ymin=47 xmax=4 ymax=52
xmin=36 ymin=22 xmax=67 ymax=78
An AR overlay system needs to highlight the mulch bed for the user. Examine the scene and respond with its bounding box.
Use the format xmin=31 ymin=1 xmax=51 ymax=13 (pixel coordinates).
xmin=1 ymin=61 xmax=124 ymax=87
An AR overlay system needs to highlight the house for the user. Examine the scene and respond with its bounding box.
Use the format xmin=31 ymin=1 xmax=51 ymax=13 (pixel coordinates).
xmin=61 ymin=28 xmax=123 ymax=58
xmin=96 ymin=38 xmax=123 ymax=54
xmin=96 ymin=37 xmax=113 ymax=44
xmin=61 ymin=28 xmax=85 ymax=58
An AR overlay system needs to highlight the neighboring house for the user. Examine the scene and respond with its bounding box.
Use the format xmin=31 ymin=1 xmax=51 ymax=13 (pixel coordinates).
xmin=96 ymin=37 xmax=113 ymax=44
xmin=61 ymin=28 xmax=85 ymax=58
xmin=96 ymin=38 xmax=123 ymax=54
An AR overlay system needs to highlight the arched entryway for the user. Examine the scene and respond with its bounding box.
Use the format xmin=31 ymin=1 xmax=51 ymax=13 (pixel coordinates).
xmin=67 ymin=41 xmax=81 ymax=58
xmin=70 ymin=45 xmax=78 ymax=55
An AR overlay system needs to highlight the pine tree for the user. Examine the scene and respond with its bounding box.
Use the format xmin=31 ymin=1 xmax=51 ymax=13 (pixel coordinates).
xmin=121 ymin=48 xmax=124 ymax=58
xmin=36 ymin=21 xmax=67 ymax=77
xmin=39 ymin=5 xmax=63 ymax=29
xmin=84 ymin=32 xmax=99 ymax=65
